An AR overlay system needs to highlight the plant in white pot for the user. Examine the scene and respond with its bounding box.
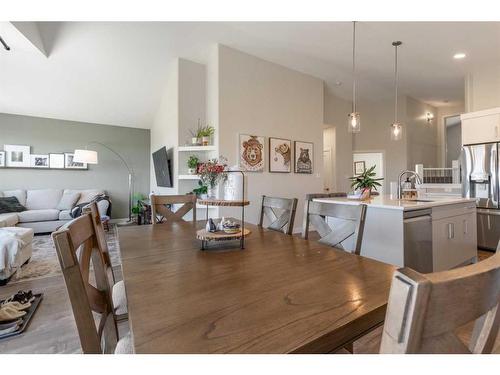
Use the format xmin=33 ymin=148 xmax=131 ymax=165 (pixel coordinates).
xmin=187 ymin=155 xmax=199 ymax=175
xmin=348 ymin=165 xmax=383 ymax=200
xmin=199 ymin=125 xmax=215 ymax=146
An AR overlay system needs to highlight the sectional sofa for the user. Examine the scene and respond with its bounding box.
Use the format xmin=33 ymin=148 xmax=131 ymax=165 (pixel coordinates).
xmin=0 ymin=189 xmax=109 ymax=233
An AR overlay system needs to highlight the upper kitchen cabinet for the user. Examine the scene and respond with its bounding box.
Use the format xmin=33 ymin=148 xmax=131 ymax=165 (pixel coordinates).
xmin=461 ymin=107 xmax=500 ymax=145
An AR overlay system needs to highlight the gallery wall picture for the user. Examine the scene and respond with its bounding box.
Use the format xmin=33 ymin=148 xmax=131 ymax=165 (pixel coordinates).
xmin=4 ymin=144 xmax=30 ymax=168
xmin=65 ymin=153 xmax=88 ymax=169
xmin=294 ymin=141 xmax=313 ymax=174
xmin=354 ymin=161 xmax=366 ymax=175
xmin=49 ymin=153 xmax=65 ymax=169
xmin=239 ymin=134 xmax=265 ymax=172
xmin=31 ymin=154 xmax=49 ymax=168
xmin=269 ymin=137 xmax=291 ymax=173
xmin=0 ymin=151 xmax=5 ymax=167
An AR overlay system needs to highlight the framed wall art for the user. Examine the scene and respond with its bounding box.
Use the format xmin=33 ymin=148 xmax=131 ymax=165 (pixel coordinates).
xmin=49 ymin=153 xmax=65 ymax=169
xmin=65 ymin=153 xmax=88 ymax=169
xmin=354 ymin=161 xmax=366 ymax=175
xmin=239 ymin=134 xmax=265 ymax=172
xmin=0 ymin=151 xmax=5 ymax=167
xmin=294 ymin=141 xmax=313 ymax=174
xmin=31 ymin=154 xmax=49 ymax=168
xmin=4 ymin=144 xmax=30 ymax=168
xmin=269 ymin=137 xmax=291 ymax=173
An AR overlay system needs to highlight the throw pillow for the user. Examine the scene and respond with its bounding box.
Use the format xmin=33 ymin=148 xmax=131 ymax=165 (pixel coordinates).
xmin=0 ymin=197 xmax=27 ymax=214
xmin=56 ymin=191 xmax=81 ymax=210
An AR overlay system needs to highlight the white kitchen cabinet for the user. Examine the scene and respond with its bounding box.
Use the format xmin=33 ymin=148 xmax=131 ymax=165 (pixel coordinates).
xmin=461 ymin=108 xmax=500 ymax=145
xmin=432 ymin=204 xmax=477 ymax=271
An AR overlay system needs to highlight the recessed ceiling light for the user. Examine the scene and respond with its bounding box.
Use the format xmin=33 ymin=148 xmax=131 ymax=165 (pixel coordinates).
xmin=453 ymin=53 xmax=466 ymax=59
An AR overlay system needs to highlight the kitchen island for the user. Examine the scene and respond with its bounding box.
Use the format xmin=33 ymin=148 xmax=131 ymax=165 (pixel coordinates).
xmin=313 ymin=195 xmax=478 ymax=272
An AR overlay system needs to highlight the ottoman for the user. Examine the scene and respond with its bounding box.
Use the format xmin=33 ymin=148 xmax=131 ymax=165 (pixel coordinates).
xmin=0 ymin=227 xmax=34 ymax=285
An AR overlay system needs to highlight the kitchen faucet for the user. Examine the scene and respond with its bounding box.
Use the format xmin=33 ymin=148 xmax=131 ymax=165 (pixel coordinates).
xmin=398 ymin=170 xmax=423 ymax=199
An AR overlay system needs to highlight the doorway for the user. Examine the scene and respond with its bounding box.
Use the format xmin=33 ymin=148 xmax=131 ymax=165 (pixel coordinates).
xmin=323 ymin=127 xmax=335 ymax=192
xmin=445 ymin=115 xmax=461 ymax=168
xmin=353 ymin=151 xmax=385 ymax=194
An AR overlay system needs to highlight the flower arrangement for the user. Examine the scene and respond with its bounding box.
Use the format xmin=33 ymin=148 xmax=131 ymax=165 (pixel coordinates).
xmin=197 ymin=157 xmax=228 ymax=191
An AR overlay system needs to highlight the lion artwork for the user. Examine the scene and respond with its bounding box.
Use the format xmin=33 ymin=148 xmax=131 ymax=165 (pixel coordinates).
xmin=240 ymin=135 xmax=264 ymax=172
xmin=274 ymin=143 xmax=291 ymax=167
xmin=296 ymin=147 xmax=312 ymax=173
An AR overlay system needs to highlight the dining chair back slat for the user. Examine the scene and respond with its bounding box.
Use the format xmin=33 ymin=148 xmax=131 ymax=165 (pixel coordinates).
xmin=150 ymin=194 xmax=197 ymax=224
xmin=302 ymin=198 xmax=367 ymax=255
xmin=258 ymin=195 xmax=298 ymax=235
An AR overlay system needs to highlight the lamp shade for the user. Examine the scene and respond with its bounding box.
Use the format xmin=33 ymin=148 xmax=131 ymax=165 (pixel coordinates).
xmin=73 ymin=149 xmax=98 ymax=164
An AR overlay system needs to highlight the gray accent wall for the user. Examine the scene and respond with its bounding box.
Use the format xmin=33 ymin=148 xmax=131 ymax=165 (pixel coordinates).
xmin=0 ymin=113 xmax=150 ymax=218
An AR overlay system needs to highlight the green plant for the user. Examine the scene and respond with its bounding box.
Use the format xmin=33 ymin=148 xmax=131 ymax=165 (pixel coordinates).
xmin=349 ymin=165 xmax=383 ymax=191
xmin=192 ymin=181 xmax=208 ymax=196
xmin=187 ymin=155 xmax=199 ymax=169
xmin=198 ymin=125 xmax=215 ymax=138
xmin=189 ymin=122 xmax=203 ymax=138
xmin=131 ymin=192 xmax=147 ymax=215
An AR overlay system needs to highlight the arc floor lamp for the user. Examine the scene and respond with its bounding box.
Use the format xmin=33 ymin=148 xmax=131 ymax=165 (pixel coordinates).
xmin=73 ymin=141 xmax=134 ymax=223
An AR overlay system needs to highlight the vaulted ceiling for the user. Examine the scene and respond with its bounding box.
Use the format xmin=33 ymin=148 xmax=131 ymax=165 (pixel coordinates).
xmin=1 ymin=22 xmax=499 ymax=129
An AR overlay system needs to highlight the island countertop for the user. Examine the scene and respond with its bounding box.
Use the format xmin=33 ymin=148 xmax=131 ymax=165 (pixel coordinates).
xmin=312 ymin=194 xmax=476 ymax=211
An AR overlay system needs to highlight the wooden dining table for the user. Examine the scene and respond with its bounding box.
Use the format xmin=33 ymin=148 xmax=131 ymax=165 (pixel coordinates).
xmin=118 ymin=221 xmax=396 ymax=353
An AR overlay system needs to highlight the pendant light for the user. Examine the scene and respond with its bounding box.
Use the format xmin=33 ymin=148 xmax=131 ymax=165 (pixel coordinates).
xmin=390 ymin=41 xmax=403 ymax=141
xmin=348 ymin=21 xmax=360 ymax=133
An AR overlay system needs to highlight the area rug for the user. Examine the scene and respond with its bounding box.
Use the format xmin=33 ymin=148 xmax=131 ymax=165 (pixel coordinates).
xmin=10 ymin=225 xmax=121 ymax=284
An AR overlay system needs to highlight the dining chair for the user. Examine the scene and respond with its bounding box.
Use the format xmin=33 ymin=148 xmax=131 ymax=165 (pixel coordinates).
xmin=305 ymin=192 xmax=347 ymax=200
xmin=150 ymin=193 xmax=197 ymax=224
xmin=302 ymin=199 xmax=367 ymax=255
xmin=380 ymin=244 xmax=500 ymax=354
xmin=258 ymin=195 xmax=298 ymax=235
xmin=83 ymin=202 xmax=128 ymax=320
xmin=52 ymin=213 xmax=133 ymax=354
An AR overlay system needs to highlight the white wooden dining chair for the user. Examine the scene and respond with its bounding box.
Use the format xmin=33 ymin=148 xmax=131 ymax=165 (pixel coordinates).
xmin=380 ymin=244 xmax=500 ymax=353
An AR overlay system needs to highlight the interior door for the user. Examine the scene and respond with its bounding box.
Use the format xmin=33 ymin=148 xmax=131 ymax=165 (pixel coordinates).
xmin=323 ymin=148 xmax=333 ymax=192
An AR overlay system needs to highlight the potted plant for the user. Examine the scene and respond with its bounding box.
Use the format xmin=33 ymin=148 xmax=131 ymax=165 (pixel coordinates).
xmin=131 ymin=192 xmax=147 ymax=223
xmin=348 ymin=165 xmax=383 ymax=200
xmin=187 ymin=155 xmax=199 ymax=175
xmin=192 ymin=180 xmax=208 ymax=197
xmin=197 ymin=156 xmax=228 ymax=199
xmin=199 ymin=125 xmax=215 ymax=146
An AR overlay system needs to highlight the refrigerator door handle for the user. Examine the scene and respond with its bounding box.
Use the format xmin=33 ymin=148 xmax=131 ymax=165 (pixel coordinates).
xmin=494 ymin=144 xmax=499 ymax=207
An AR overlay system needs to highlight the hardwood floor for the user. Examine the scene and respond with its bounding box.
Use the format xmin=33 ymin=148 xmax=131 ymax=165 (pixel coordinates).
xmin=0 ymin=251 xmax=498 ymax=354
xmin=0 ymin=267 xmax=128 ymax=354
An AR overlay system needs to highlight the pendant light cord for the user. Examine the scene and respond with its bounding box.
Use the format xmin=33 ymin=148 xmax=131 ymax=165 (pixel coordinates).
xmin=393 ymin=41 xmax=402 ymax=123
xmin=394 ymin=44 xmax=398 ymax=122
xmin=352 ymin=21 xmax=356 ymax=113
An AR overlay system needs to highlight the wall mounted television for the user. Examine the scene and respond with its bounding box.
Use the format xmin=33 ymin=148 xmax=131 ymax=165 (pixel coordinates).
xmin=152 ymin=146 xmax=173 ymax=188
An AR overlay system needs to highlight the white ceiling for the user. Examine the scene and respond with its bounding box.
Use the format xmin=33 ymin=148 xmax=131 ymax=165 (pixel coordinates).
xmin=1 ymin=22 xmax=500 ymax=129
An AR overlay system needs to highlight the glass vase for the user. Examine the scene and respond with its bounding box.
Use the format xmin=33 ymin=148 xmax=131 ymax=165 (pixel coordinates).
xmin=207 ymin=185 xmax=218 ymax=199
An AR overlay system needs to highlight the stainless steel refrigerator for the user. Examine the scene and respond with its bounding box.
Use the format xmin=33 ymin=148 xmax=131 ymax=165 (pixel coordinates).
xmin=462 ymin=143 xmax=500 ymax=250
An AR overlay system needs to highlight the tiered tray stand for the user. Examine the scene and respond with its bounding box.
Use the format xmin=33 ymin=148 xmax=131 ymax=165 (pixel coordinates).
xmin=197 ymin=199 xmax=250 ymax=250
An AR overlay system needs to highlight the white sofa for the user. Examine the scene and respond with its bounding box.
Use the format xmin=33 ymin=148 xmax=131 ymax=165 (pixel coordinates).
xmin=0 ymin=226 xmax=34 ymax=284
xmin=0 ymin=189 xmax=109 ymax=233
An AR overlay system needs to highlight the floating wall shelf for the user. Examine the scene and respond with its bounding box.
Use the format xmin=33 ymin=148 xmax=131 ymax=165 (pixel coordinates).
xmin=178 ymin=145 xmax=216 ymax=152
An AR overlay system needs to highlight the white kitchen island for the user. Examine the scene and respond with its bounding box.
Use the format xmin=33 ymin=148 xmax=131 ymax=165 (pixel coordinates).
xmin=313 ymin=195 xmax=478 ymax=272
